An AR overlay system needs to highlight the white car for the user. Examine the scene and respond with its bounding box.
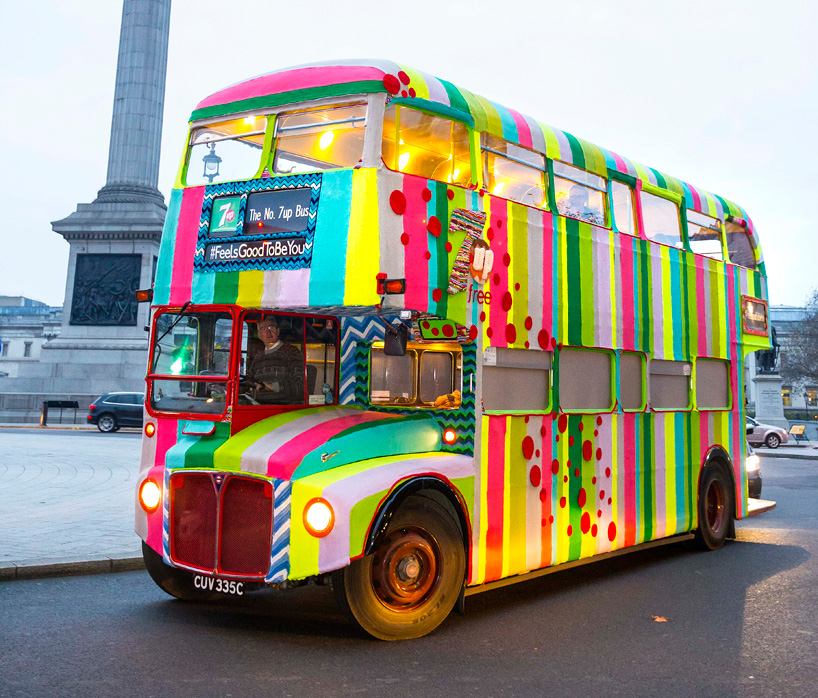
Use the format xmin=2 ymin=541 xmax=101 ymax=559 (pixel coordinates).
xmin=746 ymin=416 xmax=788 ymax=449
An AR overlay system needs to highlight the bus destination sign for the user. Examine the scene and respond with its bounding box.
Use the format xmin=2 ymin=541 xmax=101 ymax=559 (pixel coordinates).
xmin=242 ymin=188 xmax=312 ymax=235
xmin=204 ymin=237 xmax=307 ymax=264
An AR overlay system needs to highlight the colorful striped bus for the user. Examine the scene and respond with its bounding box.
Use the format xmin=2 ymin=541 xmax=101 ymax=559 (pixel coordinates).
xmin=135 ymin=60 xmax=772 ymax=640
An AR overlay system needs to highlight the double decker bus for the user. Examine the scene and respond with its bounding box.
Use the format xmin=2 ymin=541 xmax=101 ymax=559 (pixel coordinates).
xmin=136 ymin=60 xmax=772 ymax=640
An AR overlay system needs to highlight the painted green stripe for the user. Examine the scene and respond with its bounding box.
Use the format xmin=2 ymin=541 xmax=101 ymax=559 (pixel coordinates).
xmin=183 ymin=422 xmax=231 ymax=469
xmin=639 ymin=239 xmax=652 ymax=353
xmin=568 ymin=414 xmax=582 ymax=559
xmin=652 ymin=169 xmax=667 ymax=190
xmin=578 ymin=222 xmax=594 ymax=347
xmin=389 ymin=96 xmax=474 ymax=127
xmin=562 ymin=131 xmax=586 ymax=170
xmin=213 ymin=271 xmax=240 ymax=304
xmin=190 ymin=80 xmax=385 ymax=121
xmin=434 ymin=181 xmax=450 ymax=317
xmin=643 ymin=413 xmax=654 ymax=541
xmin=565 ymin=218 xmax=582 ymax=345
xmin=439 ymin=79 xmax=472 ymax=117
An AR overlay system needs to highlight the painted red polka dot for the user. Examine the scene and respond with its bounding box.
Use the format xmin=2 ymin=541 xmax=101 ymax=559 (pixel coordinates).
xmin=400 ymin=233 xmax=409 ymax=245
xmin=550 ymin=515 xmax=554 ymax=524
xmin=422 ymin=321 xmax=430 ymax=329
xmin=569 ymin=435 xmax=575 ymax=447
xmin=535 ymin=449 xmax=540 ymax=458
xmin=468 ymin=325 xmax=478 ymax=340
xmin=432 ymin=288 xmax=443 ymax=302
xmin=600 ymin=490 xmax=605 ymax=500
xmin=594 ymin=430 xmax=599 ymax=437
xmin=578 ymin=422 xmax=584 ymax=432
xmin=551 ymin=337 xmax=558 ymax=348
xmin=422 ymin=188 xmax=432 ymax=202
xmin=608 ymin=497 xmax=612 ymax=505
xmin=524 ymin=416 xmax=530 ymax=423
xmin=608 ymin=521 xmax=617 ymax=541
xmin=424 ymin=251 xmax=431 ymax=260
xmin=567 ymin=459 xmax=572 ymax=468
xmin=524 ymin=316 xmax=533 ymax=331
xmin=597 ymin=509 xmax=602 ymax=518
xmin=591 ymin=523 xmax=598 ymax=537
xmin=442 ymin=324 xmax=455 ymax=338
xmin=597 ymin=416 xmax=603 ymax=426
xmin=397 ymin=70 xmax=410 ymax=85
xmin=596 ymin=448 xmax=602 ymax=460
xmin=479 ymin=311 xmax=486 ymax=322
xmin=497 ymin=219 xmax=503 ymax=229
xmin=503 ymin=252 xmax=511 ymax=267
xmin=427 ymin=216 xmax=442 ymax=237
xmin=487 ymin=228 xmax=494 ymax=241
xmin=541 ymin=518 xmax=548 ymax=526
xmin=530 ymin=465 xmax=541 ymax=487
xmin=431 ymin=328 xmax=439 ymax=336
xmin=506 ymin=323 xmax=517 ymax=343
xmin=538 ymin=329 xmax=550 ymax=349
xmin=558 ymin=414 xmax=568 ymax=433
xmin=574 ymin=467 xmax=580 ymax=478
xmin=567 ymin=525 xmax=573 ymax=536
xmin=564 ymin=475 xmax=568 ymax=482
xmin=560 ymin=496 xmax=566 ymax=508
xmin=389 ymin=190 xmax=406 ymax=215
xmin=515 ymin=283 xmax=520 ymax=291
xmin=446 ymin=189 xmax=454 ymax=200
xmin=487 ymin=327 xmax=493 ymax=338
xmin=502 ymin=292 xmax=513 ymax=312
xmin=493 ymin=273 xmax=501 ymax=286
xmin=552 ymin=413 xmax=558 ymax=421
xmin=525 ymin=341 xmax=530 ymax=348
xmin=551 ymin=459 xmax=560 ymax=475
xmin=479 ymin=190 xmax=485 ymax=197
xmin=556 ymin=435 xmax=560 ymax=442
xmin=592 ymin=476 xmax=597 ymax=485
xmin=605 ymin=467 xmax=611 ymax=478
xmin=581 ymin=512 xmax=591 ymax=534
xmin=541 ymin=425 xmax=547 ymax=437
xmin=578 ymin=488 xmax=587 ymax=508
xmin=522 ymin=435 xmax=535 ymax=459
xmin=401 ymin=90 xmax=408 ymax=98
xmin=383 ymin=74 xmax=400 ymax=94
xmin=539 ymin=489 xmax=548 ymax=502
xmin=582 ymin=440 xmax=592 ymax=461
xmin=445 ymin=241 xmax=452 ymax=252
xmin=408 ymin=87 xmax=416 ymax=98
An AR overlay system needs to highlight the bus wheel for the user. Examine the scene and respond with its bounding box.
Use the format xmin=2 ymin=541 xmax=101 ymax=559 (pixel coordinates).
xmin=694 ymin=463 xmax=734 ymax=551
xmin=142 ymin=541 xmax=223 ymax=602
xmin=332 ymin=496 xmax=465 ymax=640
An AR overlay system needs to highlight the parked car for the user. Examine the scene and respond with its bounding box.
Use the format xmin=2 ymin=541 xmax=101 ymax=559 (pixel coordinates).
xmin=746 ymin=442 xmax=762 ymax=498
xmin=746 ymin=416 xmax=788 ymax=449
xmin=87 ymin=392 xmax=144 ymax=432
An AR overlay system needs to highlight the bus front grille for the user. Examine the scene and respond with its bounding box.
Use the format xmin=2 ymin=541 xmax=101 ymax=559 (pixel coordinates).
xmin=169 ymin=472 xmax=274 ymax=577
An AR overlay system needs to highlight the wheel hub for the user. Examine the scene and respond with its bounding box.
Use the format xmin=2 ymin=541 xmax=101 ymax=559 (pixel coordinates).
xmin=705 ymin=479 xmax=726 ymax=532
xmin=370 ymin=526 xmax=440 ymax=612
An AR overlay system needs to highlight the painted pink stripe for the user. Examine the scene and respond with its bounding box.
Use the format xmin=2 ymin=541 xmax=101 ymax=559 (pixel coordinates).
xmin=266 ymin=412 xmax=393 ymax=479
xmin=610 ymin=151 xmax=629 ymax=174
xmin=147 ymin=418 xmax=179 ymax=550
xmin=196 ymin=67 xmax=386 ymax=110
xmin=403 ymin=176 xmax=432 ymax=312
xmin=488 ymin=201 xmax=510 ymax=346
xmin=620 ymin=235 xmax=636 ymax=351
xmin=726 ymin=267 xmax=743 ymax=514
xmin=146 ymin=464 xmax=165 ymax=551
xmin=694 ymin=257 xmax=709 ymax=357
xmin=688 ymin=184 xmax=702 ymax=212
xmin=634 ymin=179 xmax=646 ymax=240
xmin=623 ymin=413 xmax=637 ymax=547
xmin=699 ymin=411 xmax=710 ymax=462
xmin=507 ymin=108 xmax=533 ymax=148
xmin=484 ymin=416 xmax=506 ymax=582
xmin=541 ymin=210 xmax=554 ymax=345
xmin=168 ymin=187 xmax=205 ymax=306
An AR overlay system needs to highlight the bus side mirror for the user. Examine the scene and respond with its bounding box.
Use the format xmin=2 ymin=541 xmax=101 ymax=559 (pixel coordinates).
xmin=383 ymin=323 xmax=409 ymax=356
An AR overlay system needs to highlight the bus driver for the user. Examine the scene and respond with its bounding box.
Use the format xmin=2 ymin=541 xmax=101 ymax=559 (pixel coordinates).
xmin=246 ymin=316 xmax=303 ymax=404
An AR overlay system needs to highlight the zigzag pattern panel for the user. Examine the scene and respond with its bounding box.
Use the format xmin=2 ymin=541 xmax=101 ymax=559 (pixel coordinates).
xmin=267 ymin=479 xmax=292 ymax=583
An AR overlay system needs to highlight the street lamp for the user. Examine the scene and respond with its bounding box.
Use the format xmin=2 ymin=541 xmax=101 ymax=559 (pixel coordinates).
xmin=202 ymin=142 xmax=222 ymax=182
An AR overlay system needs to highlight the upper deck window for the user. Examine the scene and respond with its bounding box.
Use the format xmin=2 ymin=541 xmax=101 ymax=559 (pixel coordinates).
xmin=381 ymin=105 xmax=472 ymax=186
xmin=185 ymin=115 xmax=266 ymax=186
xmin=641 ymin=191 xmax=683 ymax=248
xmin=481 ymin=135 xmax=547 ymax=208
xmin=611 ymin=181 xmax=637 ymax=236
xmin=725 ymin=219 xmax=757 ymax=269
xmin=553 ymin=162 xmax=607 ymax=226
xmin=273 ymin=103 xmax=366 ymax=174
xmin=687 ymin=210 xmax=724 ymax=260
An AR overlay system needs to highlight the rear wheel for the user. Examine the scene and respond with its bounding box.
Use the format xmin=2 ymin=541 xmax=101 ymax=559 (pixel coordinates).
xmin=694 ymin=463 xmax=734 ymax=550
xmin=332 ymin=496 xmax=465 ymax=640
xmin=765 ymin=433 xmax=781 ymax=449
xmin=97 ymin=414 xmax=117 ymax=433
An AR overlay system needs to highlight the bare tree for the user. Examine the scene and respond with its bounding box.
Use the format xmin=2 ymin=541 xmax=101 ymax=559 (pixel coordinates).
xmin=781 ymin=290 xmax=818 ymax=389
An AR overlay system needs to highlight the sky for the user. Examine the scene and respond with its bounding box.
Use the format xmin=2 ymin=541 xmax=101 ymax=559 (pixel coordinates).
xmin=1 ymin=0 xmax=816 ymax=307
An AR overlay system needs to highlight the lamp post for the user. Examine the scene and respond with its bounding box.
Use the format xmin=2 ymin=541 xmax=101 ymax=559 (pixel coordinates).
xmin=202 ymin=142 xmax=222 ymax=182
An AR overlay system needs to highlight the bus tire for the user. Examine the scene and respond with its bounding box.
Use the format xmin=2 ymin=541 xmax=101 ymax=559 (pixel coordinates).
xmin=694 ymin=462 xmax=734 ymax=551
xmin=142 ymin=541 xmax=223 ymax=602
xmin=332 ymin=495 xmax=465 ymax=641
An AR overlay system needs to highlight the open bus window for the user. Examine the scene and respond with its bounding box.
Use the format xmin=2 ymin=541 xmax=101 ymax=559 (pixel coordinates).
xmin=185 ymin=115 xmax=266 ymax=186
xmin=641 ymin=191 xmax=683 ymax=248
xmin=272 ymin=103 xmax=366 ymax=174
xmin=725 ymin=220 xmax=757 ymax=269
xmin=239 ymin=314 xmax=305 ymax=406
xmin=611 ymin=181 xmax=637 ymax=236
xmin=553 ymin=162 xmax=607 ymax=226
xmin=482 ymin=134 xmax=547 ymax=208
xmin=687 ymin=210 xmax=724 ymax=260
xmin=370 ymin=343 xmax=462 ymax=408
xmin=381 ymin=105 xmax=472 ymax=186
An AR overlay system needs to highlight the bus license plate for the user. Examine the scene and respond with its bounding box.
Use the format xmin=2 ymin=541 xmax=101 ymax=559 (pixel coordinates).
xmin=193 ymin=574 xmax=244 ymax=596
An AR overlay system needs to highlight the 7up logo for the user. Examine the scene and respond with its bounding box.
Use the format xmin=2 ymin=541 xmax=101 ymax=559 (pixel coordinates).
xmin=209 ymin=196 xmax=241 ymax=235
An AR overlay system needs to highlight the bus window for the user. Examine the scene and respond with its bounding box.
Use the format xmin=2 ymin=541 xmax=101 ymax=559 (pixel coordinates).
xmin=305 ymin=318 xmax=338 ymax=405
xmin=240 ymin=314 xmax=305 ymax=406
xmin=611 ymin=181 xmax=637 ymax=236
xmin=696 ymin=358 xmax=731 ymax=410
xmin=185 ymin=115 xmax=266 ymax=186
xmin=553 ymin=162 xmax=607 ymax=226
xmin=483 ymin=348 xmax=551 ymax=413
xmin=381 ymin=104 xmax=471 ymax=186
xmin=687 ymin=210 xmax=724 ymax=260
xmin=641 ymin=192 xmax=683 ymax=248
xmin=481 ymin=134 xmax=547 ymax=207
xmin=419 ymin=351 xmax=458 ymax=404
xmin=273 ymin=103 xmax=366 ymax=174
xmin=649 ymin=359 xmax=691 ymax=410
xmin=370 ymin=347 xmax=417 ymax=405
xmin=620 ymin=351 xmax=645 ymax=411
xmin=558 ymin=348 xmax=614 ymax=412
xmin=725 ymin=220 xmax=757 ymax=269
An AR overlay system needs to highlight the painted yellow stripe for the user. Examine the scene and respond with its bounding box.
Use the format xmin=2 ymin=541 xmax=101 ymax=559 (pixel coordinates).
xmin=661 ymin=246 xmax=674 ymax=359
xmin=344 ymin=169 xmax=380 ymax=305
xmin=536 ymin=121 xmax=562 ymax=162
xmin=664 ymin=413 xmax=676 ymax=537
xmin=609 ymin=229 xmax=617 ymax=349
xmin=478 ymin=417 xmax=490 ymax=585
xmin=396 ymin=65 xmax=430 ymax=100
xmin=235 ymin=269 xmax=264 ymax=308
xmin=501 ymin=417 xmax=512 ymax=578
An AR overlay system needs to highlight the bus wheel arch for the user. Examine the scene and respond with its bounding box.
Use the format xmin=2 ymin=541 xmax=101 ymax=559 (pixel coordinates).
xmin=695 ymin=449 xmax=736 ymax=550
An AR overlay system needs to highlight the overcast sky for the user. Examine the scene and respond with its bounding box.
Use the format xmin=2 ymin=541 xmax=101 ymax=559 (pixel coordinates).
xmin=1 ymin=0 xmax=815 ymax=307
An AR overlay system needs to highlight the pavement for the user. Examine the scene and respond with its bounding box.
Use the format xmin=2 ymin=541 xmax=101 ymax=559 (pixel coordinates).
xmin=1 ymin=424 xmax=816 ymax=583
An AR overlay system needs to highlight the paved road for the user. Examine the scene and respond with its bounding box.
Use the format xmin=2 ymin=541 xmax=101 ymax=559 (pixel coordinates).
xmin=0 ymin=428 xmax=142 ymax=565
xmin=1 ymin=455 xmax=816 ymax=698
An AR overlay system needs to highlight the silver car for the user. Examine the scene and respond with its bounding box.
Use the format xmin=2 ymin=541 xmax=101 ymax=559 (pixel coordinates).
xmin=746 ymin=416 xmax=788 ymax=449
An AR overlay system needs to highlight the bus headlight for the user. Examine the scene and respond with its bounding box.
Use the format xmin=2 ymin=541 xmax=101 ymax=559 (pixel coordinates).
xmin=139 ymin=479 xmax=162 ymax=513
xmin=304 ymin=498 xmax=334 ymax=537
xmin=746 ymin=454 xmax=760 ymax=473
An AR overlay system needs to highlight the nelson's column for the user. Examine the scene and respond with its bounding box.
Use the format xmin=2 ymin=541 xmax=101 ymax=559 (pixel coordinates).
xmin=33 ymin=0 xmax=172 ymax=398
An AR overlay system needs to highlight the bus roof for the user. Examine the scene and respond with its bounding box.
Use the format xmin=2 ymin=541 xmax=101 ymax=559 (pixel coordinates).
xmin=191 ymin=59 xmax=759 ymax=247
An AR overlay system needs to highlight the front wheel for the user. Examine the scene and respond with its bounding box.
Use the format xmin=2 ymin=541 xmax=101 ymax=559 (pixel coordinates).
xmin=332 ymin=496 xmax=465 ymax=640
xmin=765 ymin=433 xmax=781 ymax=449
xmin=694 ymin=463 xmax=734 ymax=551
xmin=97 ymin=414 xmax=117 ymax=433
